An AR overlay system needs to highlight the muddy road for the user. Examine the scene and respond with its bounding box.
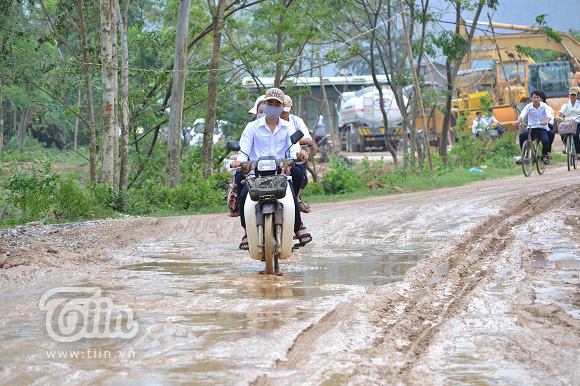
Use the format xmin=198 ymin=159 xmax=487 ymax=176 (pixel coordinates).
xmin=1 ymin=166 xmax=579 ymax=385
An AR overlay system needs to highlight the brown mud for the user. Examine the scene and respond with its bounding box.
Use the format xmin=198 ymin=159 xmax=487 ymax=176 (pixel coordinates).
xmin=1 ymin=165 xmax=579 ymax=384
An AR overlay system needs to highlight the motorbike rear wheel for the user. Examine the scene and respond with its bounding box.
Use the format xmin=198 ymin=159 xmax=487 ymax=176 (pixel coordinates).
xmin=263 ymin=213 xmax=276 ymax=275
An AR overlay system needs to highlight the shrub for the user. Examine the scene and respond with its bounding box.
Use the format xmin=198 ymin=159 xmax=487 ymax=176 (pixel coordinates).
xmin=5 ymin=167 xmax=60 ymax=222
xmin=321 ymin=156 xmax=363 ymax=194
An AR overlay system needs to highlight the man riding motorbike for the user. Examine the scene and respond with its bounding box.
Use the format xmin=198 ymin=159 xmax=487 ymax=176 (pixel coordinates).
xmin=230 ymin=88 xmax=312 ymax=251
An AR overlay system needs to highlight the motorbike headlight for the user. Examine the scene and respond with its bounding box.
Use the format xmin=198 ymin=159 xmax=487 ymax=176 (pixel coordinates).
xmin=256 ymin=159 xmax=277 ymax=173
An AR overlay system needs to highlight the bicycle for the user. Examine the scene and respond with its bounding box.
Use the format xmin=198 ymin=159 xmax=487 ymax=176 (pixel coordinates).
xmin=556 ymin=118 xmax=577 ymax=171
xmin=518 ymin=124 xmax=548 ymax=177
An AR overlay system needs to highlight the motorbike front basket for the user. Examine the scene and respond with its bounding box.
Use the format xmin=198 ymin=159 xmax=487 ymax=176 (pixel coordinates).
xmin=246 ymin=175 xmax=288 ymax=201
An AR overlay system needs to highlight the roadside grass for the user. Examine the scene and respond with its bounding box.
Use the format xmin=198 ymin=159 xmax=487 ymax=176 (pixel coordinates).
xmin=0 ymin=133 xmax=571 ymax=228
xmin=302 ymin=166 xmax=523 ymax=204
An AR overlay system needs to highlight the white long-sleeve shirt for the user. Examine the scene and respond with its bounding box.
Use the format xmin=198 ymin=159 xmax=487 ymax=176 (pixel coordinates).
xmin=237 ymin=116 xmax=300 ymax=162
xmin=472 ymin=117 xmax=482 ymax=135
xmin=480 ymin=115 xmax=499 ymax=126
xmin=519 ymin=102 xmax=554 ymax=131
xmin=288 ymin=114 xmax=312 ymax=140
xmin=558 ymin=100 xmax=580 ymax=123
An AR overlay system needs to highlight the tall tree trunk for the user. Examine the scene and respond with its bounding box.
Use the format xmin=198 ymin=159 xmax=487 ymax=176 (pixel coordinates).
xmin=165 ymin=0 xmax=192 ymax=187
xmin=11 ymin=101 xmax=16 ymax=136
xmin=76 ymin=0 xmax=97 ymax=183
xmin=112 ymin=5 xmax=119 ymax=185
xmin=0 ymin=89 xmax=4 ymax=158
xmin=398 ymin=0 xmax=433 ymax=175
xmin=202 ymin=0 xmax=226 ymax=177
xmin=273 ymin=0 xmax=286 ymax=88
xmin=439 ymin=0 xmax=485 ymax=162
xmin=100 ymin=0 xmax=117 ymax=185
xmin=116 ymin=0 xmax=130 ymax=191
xmin=74 ymin=88 xmax=81 ymax=152
xmin=18 ymin=109 xmax=31 ymax=155
xmin=440 ymin=60 xmax=453 ymax=160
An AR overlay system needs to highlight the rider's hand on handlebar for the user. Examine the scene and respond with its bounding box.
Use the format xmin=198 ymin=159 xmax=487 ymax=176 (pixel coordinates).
xmin=297 ymin=149 xmax=309 ymax=162
xmin=230 ymin=160 xmax=241 ymax=168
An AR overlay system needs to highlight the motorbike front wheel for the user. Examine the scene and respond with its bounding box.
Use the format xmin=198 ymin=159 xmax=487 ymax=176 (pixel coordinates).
xmin=263 ymin=213 xmax=277 ymax=274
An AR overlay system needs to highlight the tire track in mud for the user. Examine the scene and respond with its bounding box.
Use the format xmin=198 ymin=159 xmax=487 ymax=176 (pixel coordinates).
xmin=253 ymin=183 xmax=580 ymax=384
xmin=355 ymin=183 xmax=580 ymax=383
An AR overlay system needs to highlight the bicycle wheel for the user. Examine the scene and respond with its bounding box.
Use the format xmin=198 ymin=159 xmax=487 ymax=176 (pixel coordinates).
xmin=567 ymin=136 xmax=573 ymax=171
xmin=536 ymin=140 xmax=546 ymax=175
xmin=521 ymin=140 xmax=533 ymax=177
xmin=572 ymin=138 xmax=577 ymax=170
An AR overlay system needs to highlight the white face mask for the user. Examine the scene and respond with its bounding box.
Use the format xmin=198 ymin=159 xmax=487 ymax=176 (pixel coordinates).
xmin=263 ymin=104 xmax=284 ymax=119
xmin=256 ymin=113 xmax=266 ymax=119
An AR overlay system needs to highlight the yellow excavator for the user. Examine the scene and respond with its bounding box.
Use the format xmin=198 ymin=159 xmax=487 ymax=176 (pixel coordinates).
xmin=451 ymin=21 xmax=580 ymax=134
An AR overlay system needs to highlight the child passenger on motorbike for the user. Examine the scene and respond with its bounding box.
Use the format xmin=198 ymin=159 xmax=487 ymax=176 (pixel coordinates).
xmin=280 ymin=95 xmax=312 ymax=213
xmin=230 ymin=88 xmax=312 ymax=251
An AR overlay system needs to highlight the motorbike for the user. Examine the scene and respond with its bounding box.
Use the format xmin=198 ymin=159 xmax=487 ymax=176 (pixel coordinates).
xmin=315 ymin=134 xmax=333 ymax=157
xmin=226 ymin=130 xmax=304 ymax=274
xmin=475 ymin=125 xmax=499 ymax=141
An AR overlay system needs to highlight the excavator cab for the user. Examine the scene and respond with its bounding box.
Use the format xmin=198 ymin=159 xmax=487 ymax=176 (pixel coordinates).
xmin=529 ymin=61 xmax=572 ymax=98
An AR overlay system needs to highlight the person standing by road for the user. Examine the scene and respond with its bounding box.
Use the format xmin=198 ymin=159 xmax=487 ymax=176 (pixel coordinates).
xmin=472 ymin=111 xmax=483 ymax=137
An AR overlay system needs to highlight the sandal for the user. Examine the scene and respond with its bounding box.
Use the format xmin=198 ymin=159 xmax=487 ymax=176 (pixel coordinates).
xmin=239 ymin=236 xmax=249 ymax=251
xmin=299 ymin=201 xmax=311 ymax=213
xmin=295 ymin=227 xmax=312 ymax=246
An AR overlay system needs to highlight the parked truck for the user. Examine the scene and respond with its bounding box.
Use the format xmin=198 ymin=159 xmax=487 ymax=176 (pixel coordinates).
xmin=338 ymin=86 xmax=406 ymax=152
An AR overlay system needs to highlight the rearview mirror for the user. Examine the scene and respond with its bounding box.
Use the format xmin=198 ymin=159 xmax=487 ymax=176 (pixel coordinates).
xmin=226 ymin=141 xmax=241 ymax=152
xmin=290 ymin=130 xmax=304 ymax=144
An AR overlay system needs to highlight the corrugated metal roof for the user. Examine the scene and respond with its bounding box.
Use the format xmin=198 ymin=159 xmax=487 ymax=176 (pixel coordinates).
xmin=241 ymin=75 xmax=389 ymax=88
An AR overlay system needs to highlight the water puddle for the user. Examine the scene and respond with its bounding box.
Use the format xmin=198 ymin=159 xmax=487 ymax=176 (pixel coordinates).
xmin=529 ymin=230 xmax=580 ymax=270
xmin=0 ymin=206 xmax=500 ymax=384
xmin=427 ymin=256 xmax=461 ymax=286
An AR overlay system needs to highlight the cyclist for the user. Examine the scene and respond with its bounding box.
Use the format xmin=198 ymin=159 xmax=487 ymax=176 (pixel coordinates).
xmin=514 ymin=90 xmax=554 ymax=165
xmin=557 ymin=87 xmax=580 ymax=159
xmin=537 ymin=90 xmax=556 ymax=153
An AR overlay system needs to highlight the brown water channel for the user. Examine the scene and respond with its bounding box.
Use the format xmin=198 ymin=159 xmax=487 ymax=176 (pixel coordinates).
xmin=0 ymin=207 xmax=498 ymax=384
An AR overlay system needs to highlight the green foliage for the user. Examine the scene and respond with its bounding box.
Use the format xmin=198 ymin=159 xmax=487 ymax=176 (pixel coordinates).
xmin=534 ymin=14 xmax=562 ymax=43
xmin=515 ymin=45 xmax=534 ymax=58
xmin=454 ymin=110 xmax=471 ymax=133
xmin=1 ymin=167 xmax=114 ymax=225
xmin=434 ymin=31 xmax=467 ymax=61
xmin=449 ymin=132 xmax=519 ymax=168
xmin=321 ymin=156 xmax=363 ymax=194
xmin=542 ymin=27 xmax=562 ymax=43
xmin=479 ymin=95 xmax=492 ymax=112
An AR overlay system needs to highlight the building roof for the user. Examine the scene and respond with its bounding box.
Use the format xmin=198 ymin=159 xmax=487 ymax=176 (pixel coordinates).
xmin=241 ymin=75 xmax=389 ymax=88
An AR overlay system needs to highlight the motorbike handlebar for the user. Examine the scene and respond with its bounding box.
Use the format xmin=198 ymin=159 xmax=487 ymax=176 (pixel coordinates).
xmin=233 ymin=158 xmax=301 ymax=172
